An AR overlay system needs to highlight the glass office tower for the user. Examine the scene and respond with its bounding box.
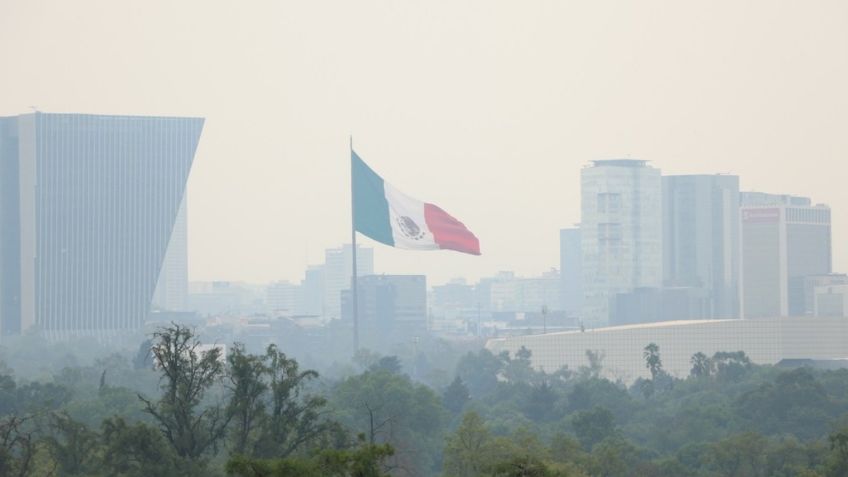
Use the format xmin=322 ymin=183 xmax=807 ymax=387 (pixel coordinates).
xmin=0 ymin=113 xmax=203 ymax=339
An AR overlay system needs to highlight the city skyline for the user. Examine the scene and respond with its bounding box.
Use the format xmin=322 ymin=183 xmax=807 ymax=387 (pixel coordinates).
xmin=2 ymin=1 xmax=847 ymax=286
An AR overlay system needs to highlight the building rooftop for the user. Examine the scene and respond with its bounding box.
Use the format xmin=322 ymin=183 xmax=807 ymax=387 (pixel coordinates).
xmin=591 ymin=159 xmax=649 ymax=168
xmin=488 ymin=318 xmax=741 ymax=342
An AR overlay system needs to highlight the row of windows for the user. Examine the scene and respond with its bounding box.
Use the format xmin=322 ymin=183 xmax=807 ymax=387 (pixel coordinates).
xmin=32 ymin=114 xmax=203 ymax=335
xmin=786 ymin=207 xmax=830 ymax=224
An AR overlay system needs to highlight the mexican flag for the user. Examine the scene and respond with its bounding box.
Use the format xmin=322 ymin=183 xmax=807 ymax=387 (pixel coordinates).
xmin=352 ymin=150 xmax=480 ymax=255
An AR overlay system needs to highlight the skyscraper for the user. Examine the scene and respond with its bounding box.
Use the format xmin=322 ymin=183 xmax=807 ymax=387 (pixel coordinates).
xmin=740 ymin=192 xmax=831 ymax=318
xmin=662 ymin=175 xmax=740 ymax=318
xmin=559 ymin=227 xmax=582 ymax=317
xmin=581 ymin=160 xmax=662 ymax=327
xmin=152 ymin=196 xmax=188 ymax=312
xmin=323 ymin=244 xmax=374 ymax=321
xmin=0 ymin=113 xmax=203 ymax=339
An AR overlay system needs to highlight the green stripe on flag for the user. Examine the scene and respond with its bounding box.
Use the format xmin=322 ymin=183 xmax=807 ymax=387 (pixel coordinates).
xmin=352 ymin=151 xmax=394 ymax=246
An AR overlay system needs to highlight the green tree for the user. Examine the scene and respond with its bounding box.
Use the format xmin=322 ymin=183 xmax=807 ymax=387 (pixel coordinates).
xmin=226 ymin=343 xmax=269 ymax=456
xmin=571 ymin=407 xmax=616 ymax=450
xmin=489 ymin=455 xmax=560 ymax=477
xmin=643 ymin=343 xmax=663 ymax=380
xmin=689 ymin=352 xmax=713 ymax=378
xmin=828 ymin=429 xmax=848 ymax=477
xmin=0 ymin=414 xmax=36 ymax=477
xmin=443 ymin=376 xmax=471 ymax=415
xmin=368 ymin=356 xmax=402 ymax=375
xmin=524 ymin=381 xmax=557 ymax=422
xmin=442 ymin=411 xmax=492 ymax=477
xmin=100 ymin=416 xmax=193 ymax=477
xmin=589 ymin=435 xmax=643 ymax=477
xmin=701 ymin=432 xmax=768 ymax=477
xmin=137 ymin=324 xmax=228 ymax=461
xmin=712 ymin=351 xmax=752 ymax=382
xmin=44 ymin=412 xmax=100 ymax=476
xmin=642 ymin=343 xmax=664 ymax=398
xmin=255 ymin=344 xmax=332 ymax=458
xmin=455 ymin=350 xmax=504 ymax=398
xmin=549 ymin=434 xmax=592 ymax=475
xmin=330 ymin=369 xmax=447 ymax=476
xmin=578 ymin=350 xmax=604 ymax=380
xmin=226 ymin=436 xmax=394 ymax=477
xmin=133 ymin=339 xmax=154 ymax=370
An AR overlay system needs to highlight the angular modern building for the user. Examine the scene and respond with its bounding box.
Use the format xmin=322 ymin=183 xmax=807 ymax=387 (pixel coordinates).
xmin=581 ymin=160 xmax=662 ymax=327
xmin=739 ymin=193 xmax=831 ymax=318
xmin=0 ymin=112 xmax=203 ymax=339
xmin=662 ymin=175 xmax=740 ymax=318
xmin=152 ymin=196 xmax=189 ymax=312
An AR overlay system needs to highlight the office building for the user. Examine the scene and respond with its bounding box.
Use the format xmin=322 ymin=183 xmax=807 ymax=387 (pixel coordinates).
xmin=0 ymin=113 xmax=203 ymax=339
xmin=298 ymin=265 xmax=325 ymax=316
xmin=802 ymin=274 xmax=848 ymax=316
xmin=814 ymin=284 xmax=848 ymax=317
xmin=581 ymin=160 xmax=662 ymax=327
xmin=489 ymin=270 xmax=560 ymax=314
xmin=342 ymin=274 xmax=427 ymax=350
xmin=610 ymin=286 xmax=709 ymax=325
xmin=266 ymin=280 xmax=300 ymax=314
xmin=323 ymin=244 xmax=373 ymax=321
xmin=187 ymin=281 xmax=264 ymax=316
xmin=662 ymin=175 xmax=740 ymax=318
xmin=740 ymin=193 xmax=831 ymax=318
xmin=152 ymin=197 xmax=189 ymax=312
xmin=559 ymin=227 xmax=582 ymax=317
xmin=430 ymin=278 xmax=475 ymax=320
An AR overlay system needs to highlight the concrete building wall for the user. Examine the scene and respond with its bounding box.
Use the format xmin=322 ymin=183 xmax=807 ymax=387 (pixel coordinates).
xmin=487 ymin=317 xmax=848 ymax=383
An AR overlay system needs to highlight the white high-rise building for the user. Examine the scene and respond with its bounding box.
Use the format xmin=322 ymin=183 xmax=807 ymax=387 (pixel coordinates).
xmin=581 ymin=160 xmax=662 ymax=327
xmin=322 ymin=244 xmax=373 ymax=321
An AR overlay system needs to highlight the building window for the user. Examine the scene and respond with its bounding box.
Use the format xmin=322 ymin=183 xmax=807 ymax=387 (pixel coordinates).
xmin=598 ymin=193 xmax=622 ymax=213
xmin=598 ymin=223 xmax=622 ymax=244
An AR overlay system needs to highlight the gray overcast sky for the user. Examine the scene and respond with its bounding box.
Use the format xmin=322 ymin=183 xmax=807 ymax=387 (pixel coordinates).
xmin=2 ymin=1 xmax=847 ymax=285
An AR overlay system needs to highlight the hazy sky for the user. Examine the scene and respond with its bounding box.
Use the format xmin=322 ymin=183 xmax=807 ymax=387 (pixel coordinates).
xmin=2 ymin=1 xmax=847 ymax=285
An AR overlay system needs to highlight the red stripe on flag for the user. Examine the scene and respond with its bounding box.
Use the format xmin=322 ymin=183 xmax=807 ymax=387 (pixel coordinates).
xmin=423 ymin=203 xmax=480 ymax=255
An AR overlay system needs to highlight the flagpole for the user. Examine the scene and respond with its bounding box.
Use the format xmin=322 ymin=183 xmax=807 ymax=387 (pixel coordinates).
xmin=350 ymin=135 xmax=360 ymax=354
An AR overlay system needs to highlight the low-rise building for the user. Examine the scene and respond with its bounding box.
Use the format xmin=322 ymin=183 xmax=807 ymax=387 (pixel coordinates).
xmin=487 ymin=317 xmax=848 ymax=383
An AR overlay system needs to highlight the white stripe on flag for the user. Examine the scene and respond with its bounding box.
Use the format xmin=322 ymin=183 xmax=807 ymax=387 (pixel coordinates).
xmin=384 ymin=182 xmax=439 ymax=250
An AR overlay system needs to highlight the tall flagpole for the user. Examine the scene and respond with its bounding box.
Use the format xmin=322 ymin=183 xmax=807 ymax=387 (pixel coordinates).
xmin=350 ymin=136 xmax=360 ymax=354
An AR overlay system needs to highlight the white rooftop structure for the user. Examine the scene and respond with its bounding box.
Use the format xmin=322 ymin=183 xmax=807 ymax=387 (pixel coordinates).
xmin=486 ymin=317 xmax=848 ymax=383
